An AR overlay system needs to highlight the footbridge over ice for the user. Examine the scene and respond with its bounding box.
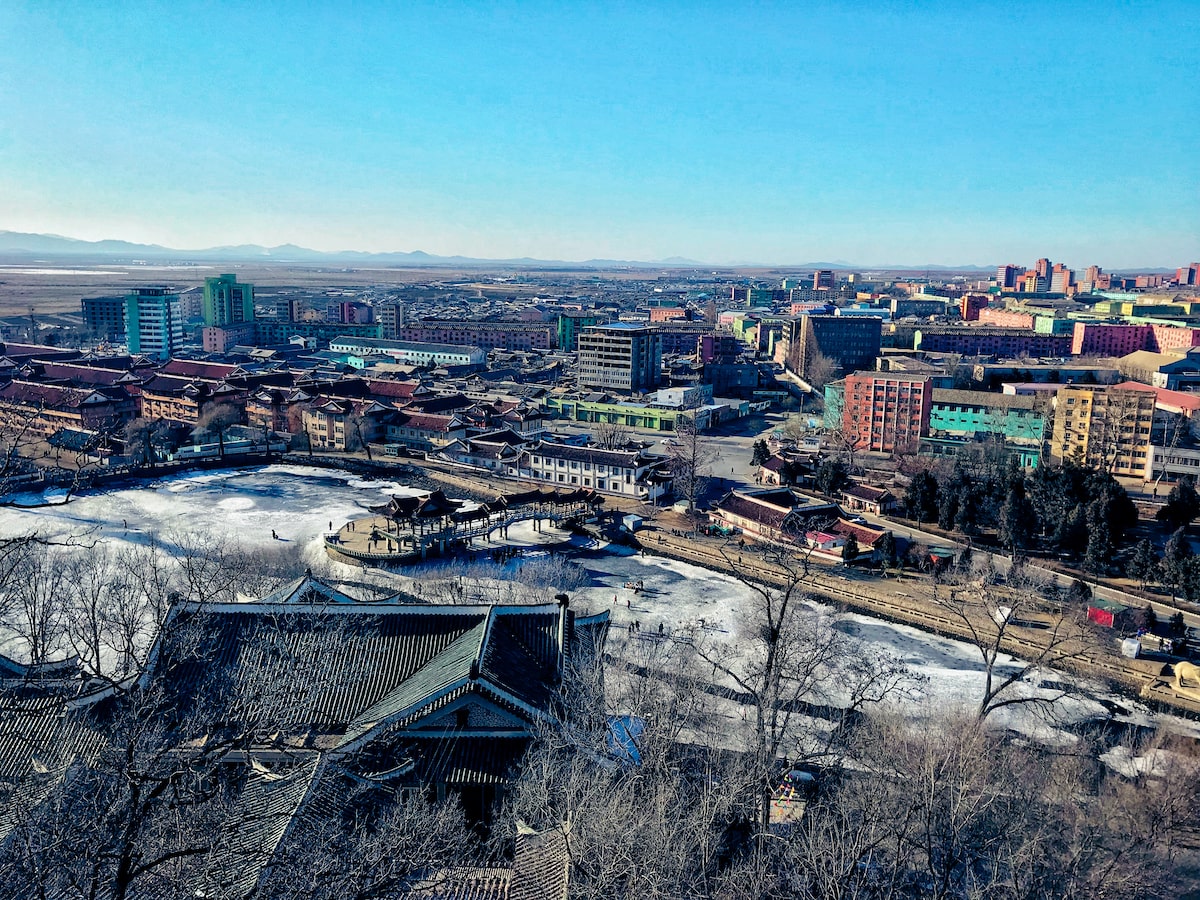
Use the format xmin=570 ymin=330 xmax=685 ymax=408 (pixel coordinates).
xmin=325 ymin=487 xmax=605 ymax=564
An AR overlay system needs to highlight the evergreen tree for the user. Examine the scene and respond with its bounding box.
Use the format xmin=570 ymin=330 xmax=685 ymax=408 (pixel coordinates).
xmin=814 ymin=458 xmax=848 ymax=497
xmin=876 ymin=532 xmax=898 ymax=570
xmin=998 ymin=488 xmax=1035 ymax=557
xmin=1127 ymin=539 xmax=1160 ymax=588
xmin=1142 ymin=603 xmax=1158 ymax=634
xmin=1171 ymin=611 xmax=1188 ymax=639
xmin=905 ymin=471 xmax=940 ymax=524
xmin=750 ymin=439 xmax=770 ymax=467
xmin=1083 ymin=507 xmax=1112 ymax=574
xmin=1157 ymin=476 xmax=1200 ymax=531
xmin=842 ymin=533 xmax=859 ymax=564
xmin=1161 ymin=529 xmax=1193 ymax=600
xmin=1065 ymin=579 xmax=1092 ymax=605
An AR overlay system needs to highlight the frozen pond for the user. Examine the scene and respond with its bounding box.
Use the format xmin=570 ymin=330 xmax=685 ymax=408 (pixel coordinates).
xmin=2 ymin=464 xmax=1196 ymax=745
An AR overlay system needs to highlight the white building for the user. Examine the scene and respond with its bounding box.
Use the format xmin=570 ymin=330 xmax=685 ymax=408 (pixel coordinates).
xmin=124 ymin=288 xmax=183 ymax=361
xmin=328 ymin=336 xmax=486 ymax=368
xmin=508 ymin=441 xmax=670 ymax=501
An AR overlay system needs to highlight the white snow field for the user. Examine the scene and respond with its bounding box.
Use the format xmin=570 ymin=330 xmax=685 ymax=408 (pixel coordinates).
xmin=1 ymin=464 xmax=1195 ymax=749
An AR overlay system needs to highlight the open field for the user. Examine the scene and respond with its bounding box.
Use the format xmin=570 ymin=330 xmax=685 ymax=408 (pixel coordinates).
xmin=0 ymin=260 xmax=483 ymax=317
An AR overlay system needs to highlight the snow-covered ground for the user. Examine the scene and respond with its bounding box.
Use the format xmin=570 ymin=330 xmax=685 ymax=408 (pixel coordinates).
xmin=2 ymin=464 xmax=1196 ymax=748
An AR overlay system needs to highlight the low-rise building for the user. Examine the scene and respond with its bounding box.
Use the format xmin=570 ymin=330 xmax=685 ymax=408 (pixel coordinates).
xmin=508 ymin=441 xmax=670 ymax=501
xmin=929 ymin=389 xmax=1047 ymax=446
xmin=708 ymin=488 xmax=841 ymax=544
xmin=329 ymin=337 xmax=487 ymax=368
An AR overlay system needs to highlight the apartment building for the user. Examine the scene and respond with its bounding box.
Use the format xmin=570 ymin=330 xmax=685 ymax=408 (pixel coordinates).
xmin=124 ymin=288 xmax=184 ymax=362
xmin=786 ymin=315 xmax=882 ymax=380
xmin=202 ymin=274 xmax=255 ymax=327
xmin=840 ymin=372 xmax=933 ymax=453
xmin=1049 ymin=384 xmax=1156 ymax=477
xmin=81 ymin=296 xmax=127 ymax=342
xmin=577 ymin=323 xmax=662 ymax=393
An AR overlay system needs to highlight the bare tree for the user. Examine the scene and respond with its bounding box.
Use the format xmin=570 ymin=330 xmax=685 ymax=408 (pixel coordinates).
xmin=193 ymin=402 xmax=242 ymax=458
xmin=804 ymin=349 xmax=839 ymax=392
xmin=931 ymin=560 xmax=1100 ymax=722
xmin=693 ymin=541 xmax=917 ymax=838
xmin=668 ymin=417 xmax=719 ymax=515
xmin=592 ymin=419 xmax=630 ymax=451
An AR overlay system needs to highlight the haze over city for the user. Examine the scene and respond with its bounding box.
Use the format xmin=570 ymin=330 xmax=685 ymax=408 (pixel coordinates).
xmin=1 ymin=1 xmax=1195 ymax=268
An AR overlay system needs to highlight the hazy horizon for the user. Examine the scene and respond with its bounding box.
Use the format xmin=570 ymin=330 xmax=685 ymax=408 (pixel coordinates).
xmin=1 ymin=3 xmax=1195 ymax=268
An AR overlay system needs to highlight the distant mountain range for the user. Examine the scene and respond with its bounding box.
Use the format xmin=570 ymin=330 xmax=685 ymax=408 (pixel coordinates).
xmin=0 ymin=230 xmax=1163 ymax=273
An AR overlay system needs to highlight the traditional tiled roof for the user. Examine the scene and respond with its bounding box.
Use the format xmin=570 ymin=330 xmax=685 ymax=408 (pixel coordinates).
xmin=160 ymin=359 xmax=244 ymax=381
xmin=510 ymin=824 xmax=571 ymax=900
xmin=840 ymin=483 xmax=894 ymax=503
xmin=522 ymin=441 xmax=647 ymax=467
xmin=391 ymin=411 xmax=463 ymax=433
xmin=198 ymin=754 xmax=323 ymax=899
xmin=831 ymin=518 xmax=888 ymax=548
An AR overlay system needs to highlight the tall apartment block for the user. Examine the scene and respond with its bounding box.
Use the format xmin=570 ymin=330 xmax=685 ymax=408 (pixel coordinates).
xmin=557 ymin=312 xmax=602 ymax=351
xmin=812 ymin=270 xmax=835 ymax=290
xmin=125 ymin=287 xmax=183 ymax=361
xmin=841 ymin=372 xmax=933 ymax=452
xmin=1050 ymin=385 xmax=1156 ymax=477
xmin=578 ymin=323 xmax=662 ymax=393
xmin=81 ymin=295 xmax=127 ymax=342
xmin=376 ymin=301 xmax=406 ymax=339
xmin=202 ymin=274 xmax=254 ymax=327
xmin=996 ymin=265 xmax=1020 ymax=289
xmin=786 ymin=315 xmax=882 ymax=381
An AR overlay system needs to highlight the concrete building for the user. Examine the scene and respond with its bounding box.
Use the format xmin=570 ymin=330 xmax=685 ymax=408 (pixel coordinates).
xmin=1071 ymin=322 xmax=1200 ymax=357
xmin=891 ymin=297 xmax=949 ymax=318
xmin=202 ymin=322 xmax=257 ymax=353
xmin=913 ymin=327 xmax=1072 ymax=357
xmin=124 ymin=287 xmax=183 ymax=361
xmin=840 ymin=372 xmax=933 ymax=453
xmin=929 ymin=388 xmax=1047 ymax=446
xmin=557 ymin=312 xmax=602 ymax=352
xmin=509 ymin=441 xmax=670 ymax=501
xmin=786 ymin=315 xmax=882 ymax=381
xmin=326 ymin=300 xmax=374 ymax=325
xmin=202 ymin=274 xmax=254 ymax=327
xmin=328 ymin=336 xmax=487 ymax=368
xmin=976 ymin=308 xmax=1035 ymax=329
xmin=376 ymin=301 xmax=405 ymax=339
xmin=398 ymin=321 xmax=556 ymax=352
xmin=1049 ymin=384 xmax=1157 ymax=477
xmin=81 ymin=295 xmax=127 ymax=342
xmin=960 ymin=294 xmax=990 ymax=321
xmin=578 ymin=323 xmax=662 ymax=393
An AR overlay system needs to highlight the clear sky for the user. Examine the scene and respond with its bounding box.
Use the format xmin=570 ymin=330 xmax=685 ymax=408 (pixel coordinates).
xmin=0 ymin=1 xmax=1195 ymax=268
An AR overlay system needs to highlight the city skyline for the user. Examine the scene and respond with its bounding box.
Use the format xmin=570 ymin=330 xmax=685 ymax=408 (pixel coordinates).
xmin=1 ymin=2 xmax=1195 ymax=268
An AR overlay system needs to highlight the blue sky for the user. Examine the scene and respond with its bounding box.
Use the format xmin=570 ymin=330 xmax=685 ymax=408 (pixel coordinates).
xmin=0 ymin=1 xmax=1195 ymax=267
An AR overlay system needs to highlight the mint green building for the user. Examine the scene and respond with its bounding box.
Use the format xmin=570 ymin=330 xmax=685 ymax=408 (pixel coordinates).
xmin=929 ymin=389 xmax=1047 ymax=445
xmin=547 ymin=395 xmax=716 ymax=431
xmin=1033 ymin=315 xmax=1075 ymax=335
xmin=557 ymin=312 xmax=602 ymax=351
xmin=203 ymin=274 xmax=255 ymax=326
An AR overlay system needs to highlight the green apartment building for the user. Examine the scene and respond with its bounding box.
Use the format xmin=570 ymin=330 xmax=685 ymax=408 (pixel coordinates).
xmin=203 ymin=274 xmax=255 ymax=327
xmin=557 ymin=312 xmax=602 ymax=351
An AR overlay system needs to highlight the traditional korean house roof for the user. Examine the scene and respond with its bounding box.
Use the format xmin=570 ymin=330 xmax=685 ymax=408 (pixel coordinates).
xmin=839 ymin=483 xmax=894 ymax=504
xmin=0 ymin=578 xmax=603 ymax=896
xmin=831 ymin=518 xmax=889 ymax=548
xmin=160 ymin=359 xmax=246 ymax=381
xmin=372 ymin=489 xmax=466 ymax=521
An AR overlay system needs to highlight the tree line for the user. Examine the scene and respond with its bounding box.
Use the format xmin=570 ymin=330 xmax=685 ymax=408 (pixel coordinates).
xmin=0 ymin=531 xmax=1197 ymax=898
